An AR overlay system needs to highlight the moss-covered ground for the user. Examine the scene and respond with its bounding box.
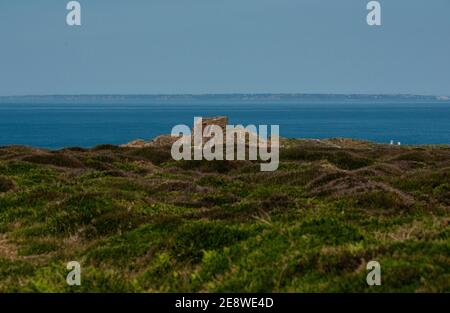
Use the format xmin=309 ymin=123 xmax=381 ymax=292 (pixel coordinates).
xmin=0 ymin=139 xmax=448 ymax=292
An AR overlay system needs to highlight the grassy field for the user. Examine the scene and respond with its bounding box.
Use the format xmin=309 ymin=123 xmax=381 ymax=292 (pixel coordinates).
xmin=0 ymin=138 xmax=449 ymax=292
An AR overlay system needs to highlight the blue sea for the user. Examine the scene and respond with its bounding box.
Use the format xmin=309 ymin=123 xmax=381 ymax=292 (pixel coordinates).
xmin=0 ymin=95 xmax=449 ymax=149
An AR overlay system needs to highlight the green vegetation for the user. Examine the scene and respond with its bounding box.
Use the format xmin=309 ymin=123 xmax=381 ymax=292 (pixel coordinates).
xmin=0 ymin=139 xmax=449 ymax=292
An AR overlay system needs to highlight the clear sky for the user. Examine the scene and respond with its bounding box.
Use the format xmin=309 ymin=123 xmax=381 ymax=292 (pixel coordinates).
xmin=1 ymin=0 xmax=449 ymax=96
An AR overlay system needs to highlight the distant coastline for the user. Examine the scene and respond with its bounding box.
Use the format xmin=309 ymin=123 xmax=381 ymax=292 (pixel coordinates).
xmin=1 ymin=93 xmax=450 ymax=104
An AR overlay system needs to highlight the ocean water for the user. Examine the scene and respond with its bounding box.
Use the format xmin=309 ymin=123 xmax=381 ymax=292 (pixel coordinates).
xmin=0 ymin=96 xmax=449 ymax=149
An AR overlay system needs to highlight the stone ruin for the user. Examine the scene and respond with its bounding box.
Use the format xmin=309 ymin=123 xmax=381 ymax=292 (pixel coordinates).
xmin=193 ymin=116 xmax=228 ymax=146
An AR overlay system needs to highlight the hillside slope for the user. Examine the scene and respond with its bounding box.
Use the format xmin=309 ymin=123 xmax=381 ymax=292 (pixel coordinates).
xmin=0 ymin=139 xmax=449 ymax=292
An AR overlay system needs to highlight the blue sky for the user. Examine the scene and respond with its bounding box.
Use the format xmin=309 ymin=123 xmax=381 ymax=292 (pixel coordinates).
xmin=0 ymin=0 xmax=449 ymax=96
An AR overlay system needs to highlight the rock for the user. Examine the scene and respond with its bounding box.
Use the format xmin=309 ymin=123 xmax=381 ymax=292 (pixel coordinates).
xmin=150 ymin=134 xmax=182 ymax=147
xmin=120 ymin=139 xmax=148 ymax=148
xmin=121 ymin=116 xmax=282 ymax=148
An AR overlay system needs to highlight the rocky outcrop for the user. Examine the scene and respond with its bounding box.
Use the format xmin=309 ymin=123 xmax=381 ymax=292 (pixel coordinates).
xmin=121 ymin=135 xmax=182 ymax=148
xmin=122 ymin=117 xmax=229 ymax=148
xmin=121 ymin=116 xmax=280 ymax=148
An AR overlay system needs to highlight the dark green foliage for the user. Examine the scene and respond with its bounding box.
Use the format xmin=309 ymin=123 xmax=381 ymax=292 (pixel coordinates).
xmin=354 ymin=191 xmax=408 ymax=211
xmin=0 ymin=176 xmax=14 ymax=193
xmin=173 ymin=159 xmax=244 ymax=173
xmin=22 ymin=153 xmax=84 ymax=168
xmin=91 ymin=144 xmax=122 ymax=151
xmin=281 ymin=148 xmax=373 ymax=170
xmin=128 ymin=147 xmax=172 ymax=165
xmin=173 ymin=222 xmax=252 ymax=262
xmin=294 ymin=217 xmax=365 ymax=245
xmin=0 ymin=140 xmax=448 ymax=292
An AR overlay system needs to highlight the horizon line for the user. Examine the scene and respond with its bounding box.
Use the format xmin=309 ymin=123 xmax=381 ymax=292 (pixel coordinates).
xmin=1 ymin=93 xmax=449 ymax=98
